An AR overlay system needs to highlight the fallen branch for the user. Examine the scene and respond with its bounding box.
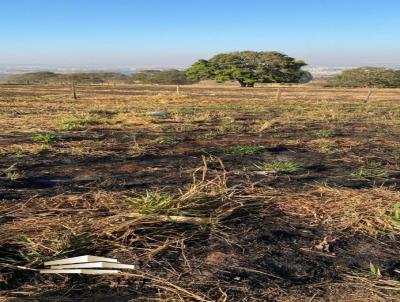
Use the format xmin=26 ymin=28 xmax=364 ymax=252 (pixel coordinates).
xmin=121 ymin=212 xmax=217 ymax=225
xmin=0 ymin=263 xmax=38 ymax=272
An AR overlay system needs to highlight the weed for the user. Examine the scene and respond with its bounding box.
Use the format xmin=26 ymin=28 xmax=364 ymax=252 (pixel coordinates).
xmin=32 ymin=133 xmax=59 ymax=143
xmin=3 ymin=164 xmax=21 ymax=181
xmin=390 ymin=203 xmax=400 ymax=226
xmin=88 ymin=109 xmax=117 ymax=116
xmin=219 ymin=122 xmax=243 ymax=133
xmin=127 ymin=136 xmax=146 ymax=156
xmin=128 ymin=191 xmax=175 ymax=214
xmin=394 ymin=203 xmax=400 ymax=220
xmin=369 ymin=262 xmax=382 ymax=278
xmin=350 ymin=168 xmax=389 ymax=179
xmin=6 ymin=171 xmax=20 ymax=181
xmin=313 ymin=139 xmax=337 ymax=153
xmin=16 ymin=235 xmax=47 ymax=262
xmin=69 ymin=146 xmax=91 ymax=155
xmin=59 ymin=116 xmax=102 ymax=130
xmin=37 ymin=143 xmax=51 ymax=153
xmin=314 ymin=129 xmax=335 ymax=138
xmin=0 ymin=147 xmax=25 ymax=157
xmin=255 ymin=161 xmax=302 ymax=173
xmin=216 ymin=145 xmax=266 ymax=155
xmin=153 ymin=136 xmax=177 ymax=144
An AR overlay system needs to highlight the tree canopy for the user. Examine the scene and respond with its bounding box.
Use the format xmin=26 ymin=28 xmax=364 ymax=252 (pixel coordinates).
xmin=328 ymin=67 xmax=400 ymax=88
xmin=186 ymin=51 xmax=311 ymax=87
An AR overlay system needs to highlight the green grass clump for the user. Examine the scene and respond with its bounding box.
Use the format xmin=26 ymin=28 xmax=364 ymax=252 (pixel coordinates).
xmin=0 ymin=147 xmax=25 ymax=157
xmin=314 ymin=129 xmax=335 ymax=138
xmin=255 ymin=161 xmax=302 ymax=173
xmin=369 ymin=262 xmax=382 ymax=278
xmin=152 ymin=136 xmax=177 ymax=144
xmin=350 ymin=168 xmax=389 ymax=179
xmin=32 ymin=133 xmax=59 ymax=143
xmin=15 ymin=235 xmax=47 ymax=262
xmin=59 ymin=116 xmax=102 ymax=130
xmin=128 ymin=191 xmax=174 ymax=214
xmin=390 ymin=203 xmax=400 ymax=226
xmin=219 ymin=145 xmax=266 ymax=155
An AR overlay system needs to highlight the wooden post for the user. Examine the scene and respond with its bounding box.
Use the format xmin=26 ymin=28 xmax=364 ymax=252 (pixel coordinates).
xmin=276 ymin=88 xmax=281 ymax=102
xmin=365 ymin=88 xmax=372 ymax=103
xmin=71 ymin=82 xmax=77 ymax=100
xmin=176 ymin=84 xmax=180 ymax=95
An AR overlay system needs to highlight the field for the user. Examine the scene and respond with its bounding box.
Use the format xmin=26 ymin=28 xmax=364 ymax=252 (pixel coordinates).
xmin=0 ymin=83 xmax=399 ymax=301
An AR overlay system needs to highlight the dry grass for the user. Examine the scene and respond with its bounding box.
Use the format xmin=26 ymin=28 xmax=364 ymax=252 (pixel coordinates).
xmin=273 ymin=186 xmax=400 ymax=235
xmin=0 ymin=83 xmax=399 ymax=301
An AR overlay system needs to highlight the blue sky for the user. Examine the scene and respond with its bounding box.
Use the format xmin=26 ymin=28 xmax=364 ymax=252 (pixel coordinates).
xmin=1 ymin=0 xmax=399 ymax=68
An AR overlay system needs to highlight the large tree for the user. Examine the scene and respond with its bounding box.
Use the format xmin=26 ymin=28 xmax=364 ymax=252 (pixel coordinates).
xmin=186 ymin=51 xmax=311 ymax=87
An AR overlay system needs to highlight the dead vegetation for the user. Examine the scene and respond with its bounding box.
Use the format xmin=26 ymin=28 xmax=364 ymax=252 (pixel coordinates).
xmin=0 ymin=83 xmax=399 ymax=301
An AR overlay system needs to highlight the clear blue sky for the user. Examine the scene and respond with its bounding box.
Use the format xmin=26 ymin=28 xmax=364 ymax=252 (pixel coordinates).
xmin=1 ymin=0 xmax=399 ymax=68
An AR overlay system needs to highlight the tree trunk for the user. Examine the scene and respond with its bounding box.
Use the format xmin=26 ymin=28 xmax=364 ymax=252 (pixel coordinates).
xmin=238 ymin=80 xmax=246 ymax=87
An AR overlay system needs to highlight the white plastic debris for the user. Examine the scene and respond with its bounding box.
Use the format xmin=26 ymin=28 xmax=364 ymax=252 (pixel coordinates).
xmin=44 ymin=255 xmax=118 ymax=266
xmin=40 ymin=255 xmax=134 ymax=275
xmin=146 ymin=111 xmax=169 ymax=118
xmin=40 ymin=269 xmax=121 ymax=274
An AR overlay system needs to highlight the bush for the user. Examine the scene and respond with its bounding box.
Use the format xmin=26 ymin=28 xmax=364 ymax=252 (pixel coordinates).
xmin=131 ymin=69 xmax=195 ymax=85
xmin=328 ymin=67 xmax=400 ymax=88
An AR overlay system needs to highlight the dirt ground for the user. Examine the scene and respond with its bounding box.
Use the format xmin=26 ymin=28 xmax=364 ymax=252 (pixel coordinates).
xmin=0 ymin=83 xmax=399 ymax=301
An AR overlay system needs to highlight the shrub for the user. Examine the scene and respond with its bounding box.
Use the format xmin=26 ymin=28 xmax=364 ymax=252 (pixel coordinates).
xmin=131 ymin=69 xmax=195 ymax=85
xmin=328 ymin=67 xmax=400 ymax=88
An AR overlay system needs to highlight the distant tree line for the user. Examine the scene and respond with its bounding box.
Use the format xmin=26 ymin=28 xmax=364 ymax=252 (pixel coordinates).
xmin=7 ymin=50 xmax=315 ymax=87
xmin=7 ymin=70 xmax=190 ymax=85
xmin=327 ymin=67 xmax=400 ymax=88
xmin=7 ymin=72 xmax=128 ymax=84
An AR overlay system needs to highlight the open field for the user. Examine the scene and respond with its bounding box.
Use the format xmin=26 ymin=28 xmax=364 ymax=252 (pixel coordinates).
xmin=0 ymin=83 xmax=399 ymax=301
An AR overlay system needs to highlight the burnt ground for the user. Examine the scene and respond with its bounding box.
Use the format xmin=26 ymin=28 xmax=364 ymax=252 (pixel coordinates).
xmin=0 ymin=83 xmax=400 ymax=301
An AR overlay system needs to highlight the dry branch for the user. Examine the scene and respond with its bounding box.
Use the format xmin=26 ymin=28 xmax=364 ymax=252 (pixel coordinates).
xmin=121 ymin=212 xmax=217 ymax=225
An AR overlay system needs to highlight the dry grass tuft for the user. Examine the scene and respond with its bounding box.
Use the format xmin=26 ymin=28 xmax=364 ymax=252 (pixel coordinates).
xmin=274 ymin=186 xmax=400 ymax=235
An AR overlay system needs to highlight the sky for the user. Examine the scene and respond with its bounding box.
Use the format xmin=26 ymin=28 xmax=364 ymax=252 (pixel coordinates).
xmin=1 ymin=0 xmax=400 ymax=69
